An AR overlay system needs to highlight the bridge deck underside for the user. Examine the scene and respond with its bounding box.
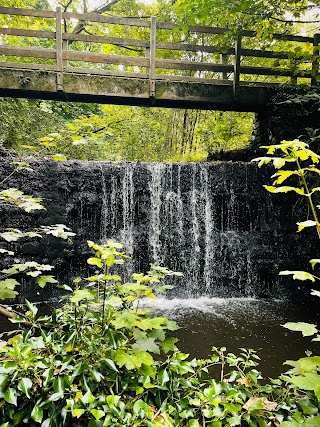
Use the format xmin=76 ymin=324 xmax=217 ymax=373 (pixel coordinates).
xmin=0 ymin=69 xmax=274 ymax=112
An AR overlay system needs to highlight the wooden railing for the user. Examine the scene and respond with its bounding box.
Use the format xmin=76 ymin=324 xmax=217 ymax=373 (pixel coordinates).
xmin=0 ymin=6 xmax=319 ymax=96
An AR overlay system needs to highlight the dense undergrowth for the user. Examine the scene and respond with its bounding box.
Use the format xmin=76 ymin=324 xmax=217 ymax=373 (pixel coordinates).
xmin=0 ymin=239 xmax=316 ymax=427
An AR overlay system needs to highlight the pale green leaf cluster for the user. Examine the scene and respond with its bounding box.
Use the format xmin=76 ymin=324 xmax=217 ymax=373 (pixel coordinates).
xmin=0 ymin=188 xmax=45 ymax=212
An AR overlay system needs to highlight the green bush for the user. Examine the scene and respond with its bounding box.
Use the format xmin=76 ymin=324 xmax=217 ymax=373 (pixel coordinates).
xmin=0 ymin=239 xmax=312 ymax=427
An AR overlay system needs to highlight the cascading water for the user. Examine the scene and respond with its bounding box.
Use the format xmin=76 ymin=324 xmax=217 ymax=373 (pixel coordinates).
xmin=95 ymin=161 xmax=305 ymax=299
xmin=0 ymin=158 xmax=315 ymax=301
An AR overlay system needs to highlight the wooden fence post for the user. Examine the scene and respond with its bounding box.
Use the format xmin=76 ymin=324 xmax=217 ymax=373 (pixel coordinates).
xmin=149 ymin=16 xmax=156 ymax=97
xmin=220 ymin=53 xmax=228 ymax=80
xmin=312 ymin=33 xmax=320 ymax=86
xmin=233 ymin=31 xmax=242 ymax=98
xmin=56 ymin=7 xmax=63 ymax=91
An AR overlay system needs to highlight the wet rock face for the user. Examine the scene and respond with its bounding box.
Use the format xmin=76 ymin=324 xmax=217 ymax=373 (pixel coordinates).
xmin=0 ymin=159 xmax=318 ymax=302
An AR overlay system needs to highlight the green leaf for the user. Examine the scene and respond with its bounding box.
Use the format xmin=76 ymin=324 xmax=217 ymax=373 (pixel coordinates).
xmin=114 ymin=349 xmax=153 ymax=370
xmin=311 ymin=289 xmax=320 ymax=297
xmin=281 ymin=421 xmax=300 ymax=427
xmin=279 ymin=270 xmax=315 ymax=282
xmin=271 ymin=170 xmax=298 ymax=184
xmin=87 ymin=257 xmax=103 ymax=268
xmin=297 ymin=220 xmax=317 ymax=232
xmin=310 ymin=259 xmax=320 ymax=270
xmin=272 ymin=186 xmax=305 ymax=195
xmin=228 ymin=414 xmax=242 ymax=426
xmin=90 ymin=409 xmax=105 ymax=420
xmin=48 ymin=392 xmax=64 ymax=401
xmin=4 ymin=387 xmax=17 ymax=405
xmin=273 ymin=158 xmax=286 ymax=168
xmin=101 ymin=358 xmax=119 ymax=372
xmin=18 ymin=377 xmax=32 ymax=398
xmin=81 ymin=390 xmax=95 ymax=404
xmin=36 ymin=275 xmax=58 ymax=288
xmin=71 ymin=288 xmax=95 ymax=303
xmin=132 ymin=337 xmax=160 ymax=354
xmin=263 ymin=185 xmax=276 ymax=193
xmin=297 ymin=397 xmax=318 ymax=415
xmin=133 ymin=400 xmax=149 ymax=415
xmin=52 ymin=154 xmax=67 ymax=162
xmin=289 ymin=372 xmax=320 ymax=391
xmin=72 ymin=408 xmax=85 ymax=418
xmin=304 ymin=416 xmax=320 ymax=427
xmin=106 ymin=254 xmax=115 ymax=267
xmin=282 ymin=322 xmax=318 ymax=336
xmin=161 ymin=337 xmax=178 ymax=354
xmin=31 ymin=405 xmax=43 ymax=423
xmin=0 ymin=249 xmax=14 ymax=256
xmin=0 ymin=288 xmax=18 ymax=299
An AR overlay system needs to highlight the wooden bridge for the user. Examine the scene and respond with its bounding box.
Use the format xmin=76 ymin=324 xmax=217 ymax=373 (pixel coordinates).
xmin=0 ymin=6 xmax=319 ymax=111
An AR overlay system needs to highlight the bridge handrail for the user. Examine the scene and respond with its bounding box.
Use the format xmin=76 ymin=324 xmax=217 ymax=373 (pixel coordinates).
xmin=0 ymin=5 xmax=319 ymax=94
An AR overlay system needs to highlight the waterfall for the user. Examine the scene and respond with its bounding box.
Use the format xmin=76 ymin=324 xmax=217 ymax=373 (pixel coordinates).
xmin=148 ymin=163 xmax=165 ymax=266
xmin=1 ymin=158 xmax=313 ymax=302
xmin=97 ymin=162 xmax=279 ymax=298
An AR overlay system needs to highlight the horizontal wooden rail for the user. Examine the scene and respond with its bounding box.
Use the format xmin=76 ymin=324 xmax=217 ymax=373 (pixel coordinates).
xmin=0 ymin=6 xmax=55 ymax=18
xmin=0 ymin=28 xmax=56 ymax=39
xmin=63 ymin=11 xmax=150 ymax=28
xmin=0 ymin=5 xmax=318 ymax=97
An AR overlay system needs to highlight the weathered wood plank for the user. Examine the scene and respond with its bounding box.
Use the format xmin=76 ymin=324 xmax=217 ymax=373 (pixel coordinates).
xmin=65 ymin=66 xmax=148 ymax=79
xmin=0 ymin=6 xmax=55 ymax=18
xmin=240 ymin=65 xmax=311 ymax=78
xmin=156 ymin=41 xmax=229 ymax=54
xmin=155 ymin=57 xmax=311 ymax=78
xmin=0 ymin=45 xmax=56 ymax=59
xmin=155 ymin=74 xmax=233 ymax=85
xmin=64 ymin=33 xmax=149 ymax=48
xmin=241 ymin=48 xmax=310 ymax=59
xmin=312 ymin=33 xmax=320 ymax=85
xmin=64 ymin=53 xmax=144 ymax=68
xmin=0 ymin=61 xmax=56 ymax=71
xmin=220 ymin=53 xmax=228 ymax=79
xmin=149 ymin=16 xmax=156 ymax=96
xmin=155 ymin=58 xmax=233 ymax=72
xmin=154 ymin=41 xmax=308 ymax=60
xmin=63 ymin=12 xmax=150 ymax=28
xmin=0 ymin=28 xmax=55 ymax=39
xmin=156 ymin=21 xmax=228 ymax=34
xmin=241 ymin=29 xmax=313 ymax=43
xmin=64 ymin=50 xmax=149 ymax=67
xmin=233 ymin=32 xmax=242 ymax=96
xmin=56 ymin=7 xmax=63 ymax=90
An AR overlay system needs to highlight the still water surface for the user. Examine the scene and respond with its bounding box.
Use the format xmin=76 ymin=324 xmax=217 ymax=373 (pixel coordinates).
xmin=143 ymin=297 xmax=320 ymax=378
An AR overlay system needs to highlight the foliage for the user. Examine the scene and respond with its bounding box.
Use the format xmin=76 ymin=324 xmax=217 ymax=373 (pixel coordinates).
xmin=171 ymin=0 xmax=319 ymax=34
xmin=253 ymin=139 xmax=320 ymax=427
xmin=19 ymin=106 xmax=253 ymax=162
xmin=0 ymin=161 xmax=75 ymax=301
xmin=0 ymin=98 xmax=103 ymax=151
xmin=0 ymin=238 xmax=313 ymax=427
xmin=0 ymin=0 xmax=258 ymax=161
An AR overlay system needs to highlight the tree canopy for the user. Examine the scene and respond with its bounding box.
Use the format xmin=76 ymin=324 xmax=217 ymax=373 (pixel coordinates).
xmin=0 ymin=0 xmax=317 ymax=161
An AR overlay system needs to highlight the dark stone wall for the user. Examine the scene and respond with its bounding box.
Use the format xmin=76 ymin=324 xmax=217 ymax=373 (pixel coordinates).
xmin=0 ymin=158 xmax=319 ymax=302
xmin=253 ymin=89 xmax=320 ymax=147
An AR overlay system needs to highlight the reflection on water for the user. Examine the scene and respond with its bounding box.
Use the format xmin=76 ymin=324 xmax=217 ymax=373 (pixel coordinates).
xmin=0 ymin=298 xmax=319 ymax=378
xmin=142 ymin=297 xmax=320 ymax=378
